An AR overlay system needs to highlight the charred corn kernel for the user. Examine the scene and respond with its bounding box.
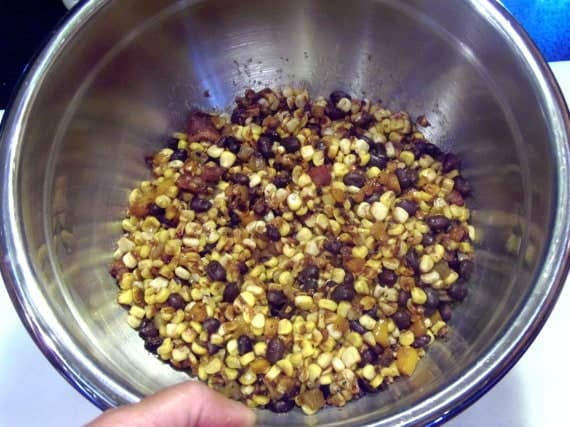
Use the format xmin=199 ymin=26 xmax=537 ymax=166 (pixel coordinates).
xmin=223 ymin=367 xmax=239 ymax=381
xmin=253 ymin=395 xmax=270 ymax=406
xmin=295 ymin=295 xmax=315 ymax=310
xmin=278 ymin=319 xmax=293 ymax=335
xmin=251 ymin=313 xmax=265 ymax=329
xmin=419 ymin=255 xmax=434 ymax=273
xmin=191 ymin=342 xmax=207 ymax=356
xmin=331 ymin=268 xmax=346 ymax=283
xmin=287 ymin=192 xmax=302 ymax=211
xmin=204 ymin=357 xmax=222 ymax=374
xmin=399 ymin=330 xmax=415 ymax=346
xmin=337 ymin=301 xmax=351 ymax=317
xmin=411 ymin=287 xmax=427 ymax=305
xmin=308 ymin=364 xmax=322 ymax=383
xmin=341 ymin=346 xmax=361 ymax=368
xmin=352 ymin=246 xmax=369 ymax=259
xmin=277 ymin=359 xmax=294 ymax=376
xmin=432 ymin=320 xmax=447 ymax=336
xmin=240 ymin=352 xmax=256 ymax=367
xmin=370 ymin=374 xmax=384 ymax=389
xmin=226 ymin=355 xmax=241 ymax=369
xmin=332 ymin=357 xmax=345 ymax=372
xmin=317 ymin=353 xmax=333 ymax=369
xmin=359 ymin=314 xmax=377 ymax=330
xmin=239 ymin=370 xmax=257 ymax=386
xmin=253 ymin=341 xmax=267 ymax=356
xmin=393 ymin=206 xmax=409 ymax=223
xmin=265 ymin=365 xmax=281 ymax=381
xmin=318 ymin=299 xmax=338 ymax=311
xmin=117 ymin=289 xmax=133 ymax=305
xmin=444 ymin=271 xmax=459 ymax=286
xmin=362 ymin=364 xmax=376 ymax=381
xmin=127 ymin=315 xmax=141 ymax=329
xmin=239 ymin=291 xmax=256 ymax=307
xmin=296 ymin=227 xmax=312 ymax=242
xmin=289 ymin=352 xmax=304 ymax=368
xmin=421 ymin=270 xmax=440 ymax=284
xmin=122 ymin=252 xmax=137 ymax=269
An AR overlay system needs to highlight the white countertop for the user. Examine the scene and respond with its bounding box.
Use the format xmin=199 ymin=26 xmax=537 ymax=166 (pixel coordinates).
xmin=1 ymin=62 xmax=569 ymax=427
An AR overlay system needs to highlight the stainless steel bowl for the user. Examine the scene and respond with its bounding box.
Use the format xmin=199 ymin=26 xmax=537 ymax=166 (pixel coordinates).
xmin=1 ymin=0 xmax=569 ymax=426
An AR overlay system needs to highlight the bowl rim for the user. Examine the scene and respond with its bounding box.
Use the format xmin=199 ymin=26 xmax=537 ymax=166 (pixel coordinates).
xmin=1 ymin=0 xmax=569 ymax=426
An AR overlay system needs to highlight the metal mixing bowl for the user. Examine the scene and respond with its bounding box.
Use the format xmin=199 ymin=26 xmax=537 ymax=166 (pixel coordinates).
xmin=1 ymin=0 xmax=569 ymax=426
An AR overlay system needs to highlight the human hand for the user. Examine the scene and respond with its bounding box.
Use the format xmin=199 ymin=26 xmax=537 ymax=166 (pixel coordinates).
xmin=85 ymin=381 xmax=256 ymax=427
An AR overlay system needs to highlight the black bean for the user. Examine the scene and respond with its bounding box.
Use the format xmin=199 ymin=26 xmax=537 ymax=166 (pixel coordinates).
xmin=273 ymin=172 xmax=291 ymax=188
xmin=350 ymin=320 xmax=367 ymax=334
xmin=252 ymin=197 xmax=269 ymax=216
xmin=343 ymin=271 xmax=355 ymax=287
xmin=354 ymin=112 xmax=373 ymax=129
xmin=379 ymin=348 xmax=394 ymax=366
xmin=398 ymin=290 xmax=410 ymax=307
xmin=147 ymin=203 xmax=166 ymax=218
xmin=283 ymin=384 xmax=301 ymax=400
xmin=439 ymin=303 xmax=453 ymax=321
xmin=358 ymin=377 xmax=380 ymax=394
xmin=274 ymin=303 xmax=295 ymax=319
xmin=454 ymin=175 xmax=472 ymax=196
xmin=397 ymin=199 xmax=418 ymax=215
xmin=424 ymin=288 xmax=440 ymax=309
xmin=281 ymin=136 xmax=301 ymax=153
xmin=206 ymin=342 xmax=221 ymax=355
xmin=343 ymin=171 xmax=366 ymax=187
xmin=231 ymin=107 xmax=247 ymax=125
xmin=266 ymin=337 xmax=286 ymax=363
xmin=267 ymin=399 xmax=295 ymax=413
xmin=360 ymin=348 xmax=377 ymax=365
xmin=170 ymin=149 xmax=188 ymax=162
xmin=139 ymin=319 xmax=158 ymax=339
xmin=393 ymin=311 xmax=411 ymax=329
xmin=442 ymin=152 xmax=461 ymax=173
xmin=228 ymin=211 xmax=241 ymax=228
xmin=299 ymin=277 xmax=318 ymax=292
xmin=266 ymin=224 xmax=281 ymax=241
xmin=369 ymin=141 xmax=386 ymax=156
xmin=368 ymin=154 xmax=388 ymax=169
xmin=199 ymin=242 xmax=216 ymax=256
xmin=330 ymin=90 xmax=352 ymax=105
xmin=237 ymin=335 xmax=253 ymax=355
xmin=257 ymin=136 xmax=274 ymax=158
xmin=459 ymin=260 xmax=474 ymax=280
xmin=422 ymin=232 xmax=436 ymax=246
xmin=144 ymin=336 xmax=163 ymax=353
xmin=426 ymin=215 xmax=451 ymax=231
xmin=230 ymin=173 xmax=249 ymax=186
xmin=167 ymin=293 xmax=186 ymax=310
xmin=320 ymin=385 xmax=331 ymax=399
xmin=262 ymin=130 xmax=281 ymax=142
xmin=220 ymin=135 xmax=241 ymax=154
xmin=406 ymin=248 xmax=420 ymax=273
xmin=377 ymin=269 xmax=397 ymax=286
xmin=325 ymin=102 xmax=345 ymax=120
xmin=331 ymin=283 xmax=356 ymax=302
xmin=412 ymin=335 xmax=431 ymax=348
xmin=301 ymin=264 xmax=319 ymax=280
xmin=324 ymin=239 xmax=342 ymax=254
xmin=424 ymin=142 xmax=442 ymax=159
xmin=395 ymin=168 xmax=418 ymax=190
xmin=190 ymin=196 xmax=212 ymax=213
xmin=449 ymin=283 xmax=468 ymax=301
xmin=267 ymin=290 xmax=288 ymax=308
xmin=238 ymin=261 xmax=249 ymax=275
xmin=325 ymin=280 xmax=338 ymax=289
xmin=365 ymin=307 xmax=379 ymax=320
xmin=202 ymin=317 xmax=221 ymax=334
xmin=407 ymin=141 xmax=426 ymax=158
xmin=206 ymin=261 xmax=227 ymax=282
xmin=364 ymin=193 xmax=381 ymax=203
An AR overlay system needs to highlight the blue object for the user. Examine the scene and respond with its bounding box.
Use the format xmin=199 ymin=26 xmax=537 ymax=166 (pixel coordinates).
xmin=502 ymin=0 xmax=570 ymax=62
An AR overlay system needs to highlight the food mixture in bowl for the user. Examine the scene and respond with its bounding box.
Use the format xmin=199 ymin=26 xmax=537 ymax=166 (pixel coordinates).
xmin=110 ymin=87 xmax=475 ymax=414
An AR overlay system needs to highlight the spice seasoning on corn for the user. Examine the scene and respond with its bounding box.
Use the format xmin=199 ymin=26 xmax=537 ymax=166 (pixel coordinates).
xmin=110 ymin=87 xmax=475 ymax=414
